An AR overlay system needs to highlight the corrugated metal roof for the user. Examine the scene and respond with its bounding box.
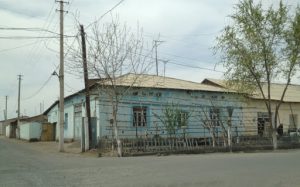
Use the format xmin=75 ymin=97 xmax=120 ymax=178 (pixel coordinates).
xmin=99 ymin=74 xmax=231 ymax=93
xmin=202 ymin=78 xmax=300 ymax=102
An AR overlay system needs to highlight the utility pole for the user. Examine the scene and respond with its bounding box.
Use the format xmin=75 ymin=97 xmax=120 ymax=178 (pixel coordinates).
xmin=80 ymin=24 xmax=92 ymax=150
xmin=5 ymin=96 xmax=7 ymax=120
xmin=56 ymin=0 xmax=68 ymax=152
xmin=162 ymin=60 xmax=169 ymax=77
xmin=17 ymin=75 xmax=22 ymax=139
xmin=154 ymin=40 xmax=164 ymax=76
xmin=17 ymin=75 xmax=22 ymax=120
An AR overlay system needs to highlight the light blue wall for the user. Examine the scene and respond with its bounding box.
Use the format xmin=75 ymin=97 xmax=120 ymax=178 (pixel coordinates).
xmin=98 ymin=87 xmax=245 ymax=139
xmin=46 ymin=94 xmax=93 ymax=141
xmin=45 ymin=87 xmax=245 ymax=140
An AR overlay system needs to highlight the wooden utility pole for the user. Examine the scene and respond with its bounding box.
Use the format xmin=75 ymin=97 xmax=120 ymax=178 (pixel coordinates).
xmin=56 ymin=0 xmax=68 ymax=152
xmin=80 ymin=24 xmax=92 ymax=149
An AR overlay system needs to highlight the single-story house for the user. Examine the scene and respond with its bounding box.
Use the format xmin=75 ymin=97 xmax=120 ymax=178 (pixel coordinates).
xmin=2 ymin=115 xmax=51 ymax=141
xmin=1 ymin=116 xmax=28 ymax=138
xmin=43 ymin=80 xmax=100 ymax=144
xmin=202 ymin=78 xmax=300 ymax=136
xmin=45 ymin=74 xmax=246 ymax=144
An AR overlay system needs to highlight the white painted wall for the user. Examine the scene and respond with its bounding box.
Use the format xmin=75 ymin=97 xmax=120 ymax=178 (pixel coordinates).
xmin=20 ymin=123 xmax=30 ymax=140
xmin=20 ymin=122 xmax=42 ymax=141
xmin=5 ymin=125 xmax=11 ymax=138
xmin=243 ymin=100 xmax=300 ymax=134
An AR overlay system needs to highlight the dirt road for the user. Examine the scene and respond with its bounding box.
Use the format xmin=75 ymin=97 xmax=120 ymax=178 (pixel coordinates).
xmin=0 ymin=136 xmax=299 ymax=187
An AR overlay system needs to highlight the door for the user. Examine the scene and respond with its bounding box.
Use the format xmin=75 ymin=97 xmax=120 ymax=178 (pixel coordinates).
xmin=74 ymin=104 xmax=82 ymax=141
xmin=90 ymin=117 xmax=97 ymax=148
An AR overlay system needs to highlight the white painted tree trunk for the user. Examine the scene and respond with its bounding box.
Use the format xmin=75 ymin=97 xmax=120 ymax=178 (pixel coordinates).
xmin=272 ymin=130 xmax=278 ymax=150
xmin=113 ymin=125 xmax=122 ymax=157
xmin=84 ymin=117 xmax=89 ymax=152
xmin=228 ymin=126 xmax=232 ymax=152
xmin=212 ymin=136 xmax=216 ymax=148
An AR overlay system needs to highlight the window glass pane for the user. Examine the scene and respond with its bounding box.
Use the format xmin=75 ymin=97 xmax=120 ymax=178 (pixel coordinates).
xmin=133 ymin=107 xmax=147 ymax=127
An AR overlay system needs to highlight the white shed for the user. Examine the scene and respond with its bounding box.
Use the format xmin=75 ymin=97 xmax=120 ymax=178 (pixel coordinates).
xmin=20 ymin=122 xmax=42 ymax=141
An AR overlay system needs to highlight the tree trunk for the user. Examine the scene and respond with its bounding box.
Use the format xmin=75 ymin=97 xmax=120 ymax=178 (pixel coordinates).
xmin=227 ymin=126 xmax=232 ymax=152
xmin=112 ymin=106 xmax=122 ymax=157
xmin=113 ymin=123 xmax=122 ymax=156
xmin=223 ymin=133 xmax=228 ymax=147
xmin=212 ymin=135 xmax=216 ymax=148
xmin=272 ymin=129 xmax=278 ymax=150
xmin=209 ymin=129 xmax=216 ymax=147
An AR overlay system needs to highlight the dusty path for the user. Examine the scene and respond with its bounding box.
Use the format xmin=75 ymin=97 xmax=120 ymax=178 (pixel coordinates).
xmin=0 ymin=136 xmax=300 ymax=187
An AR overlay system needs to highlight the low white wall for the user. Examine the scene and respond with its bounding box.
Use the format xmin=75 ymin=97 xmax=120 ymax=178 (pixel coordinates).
xmin=5 ymin=125 xmax=11 ymax=137
xmin=30 ymin=122 xmax=42 ymax=140
xmin=20 ymin=123 xmax=30 ymax=140
xmin=20 ymin=122 xmax=42 ymax=141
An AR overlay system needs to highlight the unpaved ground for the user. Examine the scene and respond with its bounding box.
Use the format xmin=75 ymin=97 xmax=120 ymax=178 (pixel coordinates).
xmin=0 ymin=136 xmax=97 ymax=157
xmin=0 ymin=136 xmax=300 ymax=187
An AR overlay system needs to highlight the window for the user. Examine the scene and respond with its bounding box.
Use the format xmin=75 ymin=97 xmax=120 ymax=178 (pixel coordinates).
xmin=64 ymin=113 xmax=68 ymax=129
xmin=178 ymin=111 xmax=189 ymax=127
xmin=209 ymin=108 xmax=220 ymax=126
xmin=289 ymin=114 xmax=298 ymax=129
xmin=133 ymin=107 xmax=147 ymax=127
xmin=257 ymin=112 xmax=271 ymax=135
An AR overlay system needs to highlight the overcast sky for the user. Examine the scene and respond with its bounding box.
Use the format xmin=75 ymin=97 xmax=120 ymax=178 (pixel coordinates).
xmin=0 ymin=0 xmax=298 ymax=120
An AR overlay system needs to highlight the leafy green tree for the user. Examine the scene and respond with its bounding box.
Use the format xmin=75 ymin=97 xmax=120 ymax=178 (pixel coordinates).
xmin=215 ymin=0 xmax=300 ymax=149
xmin=154 ymin=103 xmax=189 ymax=138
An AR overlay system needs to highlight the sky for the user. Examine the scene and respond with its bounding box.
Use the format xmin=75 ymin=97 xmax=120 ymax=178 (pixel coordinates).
xmin=0 ymin=0 xmax=299 ymax=120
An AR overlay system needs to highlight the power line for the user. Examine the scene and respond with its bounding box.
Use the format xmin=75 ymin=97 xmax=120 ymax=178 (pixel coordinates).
xmin=0 ymin=27 xmax=52 ymax=31
xmin=167 ymin=61 xmax=224 ymax=73
xmin=86 ymin=35 xmax=223 ymax=73
xmin=0 ymin=42 xmax=39 ymax=53
xmin=144 ymin=30 xmax=222 ymax=39
xmin=86 ymin=31 xmax=222 ymax=73
xmin=86 ymin=0 xmax=125 ymax=29
xmin=22 ymin=75 xmax=53 ymax=100
xmin=23 ymin=2 xmax=59 ymax=69
xmin=0 ymin=35 xmax=76 ymax=39
xmin=0 ymin=27 xmax=77 ymax=37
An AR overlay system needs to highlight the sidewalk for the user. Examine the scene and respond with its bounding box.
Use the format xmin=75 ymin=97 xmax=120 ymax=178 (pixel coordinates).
xmin=0 ymin=136 xmax=97 ymax=157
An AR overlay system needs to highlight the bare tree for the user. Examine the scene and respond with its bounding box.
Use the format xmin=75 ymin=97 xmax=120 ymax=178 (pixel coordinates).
xmin=85 ymin=16 xmax=155 ymax=156
xmin=199 ymin=107 xmax=218 ymax=147
xmin=199 ymin=102 xmax=234 ymax=148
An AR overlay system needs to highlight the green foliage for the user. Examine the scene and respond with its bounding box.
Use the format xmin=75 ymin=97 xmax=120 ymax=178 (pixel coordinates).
xmin=215 ymin=0 xmax=300 ymax=95
xmin=154 ymin=103 xmax=189 ymax=137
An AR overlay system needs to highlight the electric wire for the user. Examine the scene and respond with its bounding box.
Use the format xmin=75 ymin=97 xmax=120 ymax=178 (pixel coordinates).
xmin=85 ymin=35 xmax=223 ymax=73
xmin=86 ymin=0 xmax=125 ymax=29
xmin=0 ymin=42 xmax=39 ymax=53
xmin=22 ymin=75 xmax=53 ymax=100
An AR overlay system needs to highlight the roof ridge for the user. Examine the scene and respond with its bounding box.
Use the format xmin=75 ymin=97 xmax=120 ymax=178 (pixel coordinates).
xmin=124 ymin=73 xmax=205 ymax=85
